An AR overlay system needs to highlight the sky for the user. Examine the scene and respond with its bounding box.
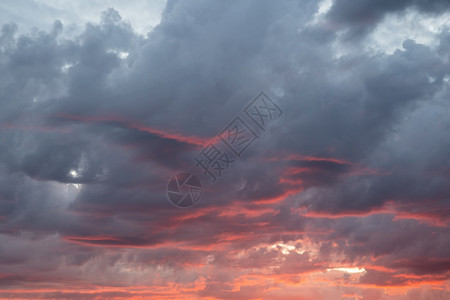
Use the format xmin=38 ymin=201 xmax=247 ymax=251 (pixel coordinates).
xmin=0 ymin=0 xmax=449 ymax=299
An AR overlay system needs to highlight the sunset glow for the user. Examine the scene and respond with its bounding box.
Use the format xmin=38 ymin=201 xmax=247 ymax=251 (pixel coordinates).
xmin=0 ymin=0 xmax=449 ymax=299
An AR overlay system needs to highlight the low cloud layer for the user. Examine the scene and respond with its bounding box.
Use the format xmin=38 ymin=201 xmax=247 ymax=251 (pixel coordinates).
xmin=0 ymin=0 xmax=449 ymax=299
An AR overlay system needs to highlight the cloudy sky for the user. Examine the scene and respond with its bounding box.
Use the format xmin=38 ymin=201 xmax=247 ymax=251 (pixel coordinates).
xmin=0 ymin=0 xmax=449 ymax=299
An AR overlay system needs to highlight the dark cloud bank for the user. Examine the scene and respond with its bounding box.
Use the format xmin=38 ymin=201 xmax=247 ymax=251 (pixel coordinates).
xmin=0 ymin=0 xmax=449 ymax=299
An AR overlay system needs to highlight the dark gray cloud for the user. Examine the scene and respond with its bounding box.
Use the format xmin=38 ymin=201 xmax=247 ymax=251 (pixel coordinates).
xmin=0 ymin=0 xmax=449 ymax=298
xmin=326 ymin=0 xmax=450 ymax=39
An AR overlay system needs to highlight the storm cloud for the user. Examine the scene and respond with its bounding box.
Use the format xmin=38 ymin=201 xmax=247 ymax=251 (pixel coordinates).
xmin=0 ymin=0 xmax=449 ymax=299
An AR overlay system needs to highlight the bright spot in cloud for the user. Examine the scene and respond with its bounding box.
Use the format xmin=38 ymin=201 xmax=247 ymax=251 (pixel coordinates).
xmin=68 ymin=170 xmax=82 ymax=189
xmin=309 ymin=0 xmax=333 ymax=26
xmin=369 ymin=9 xmax=450 ymax=54
xmin=317 ymin=0 xmax=333 ymax=16
xmin=61 ymin=63 xmax=73 ymax=73
xmin=269 ymin=243 xmax=305 ymax=255
xmin=327 ymin=267 xmax=366 ymax=273
xmin=107 ymin=50 xmax=130 ymax=60
xmin=118 ymin=52 xmax=129 ymax=59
